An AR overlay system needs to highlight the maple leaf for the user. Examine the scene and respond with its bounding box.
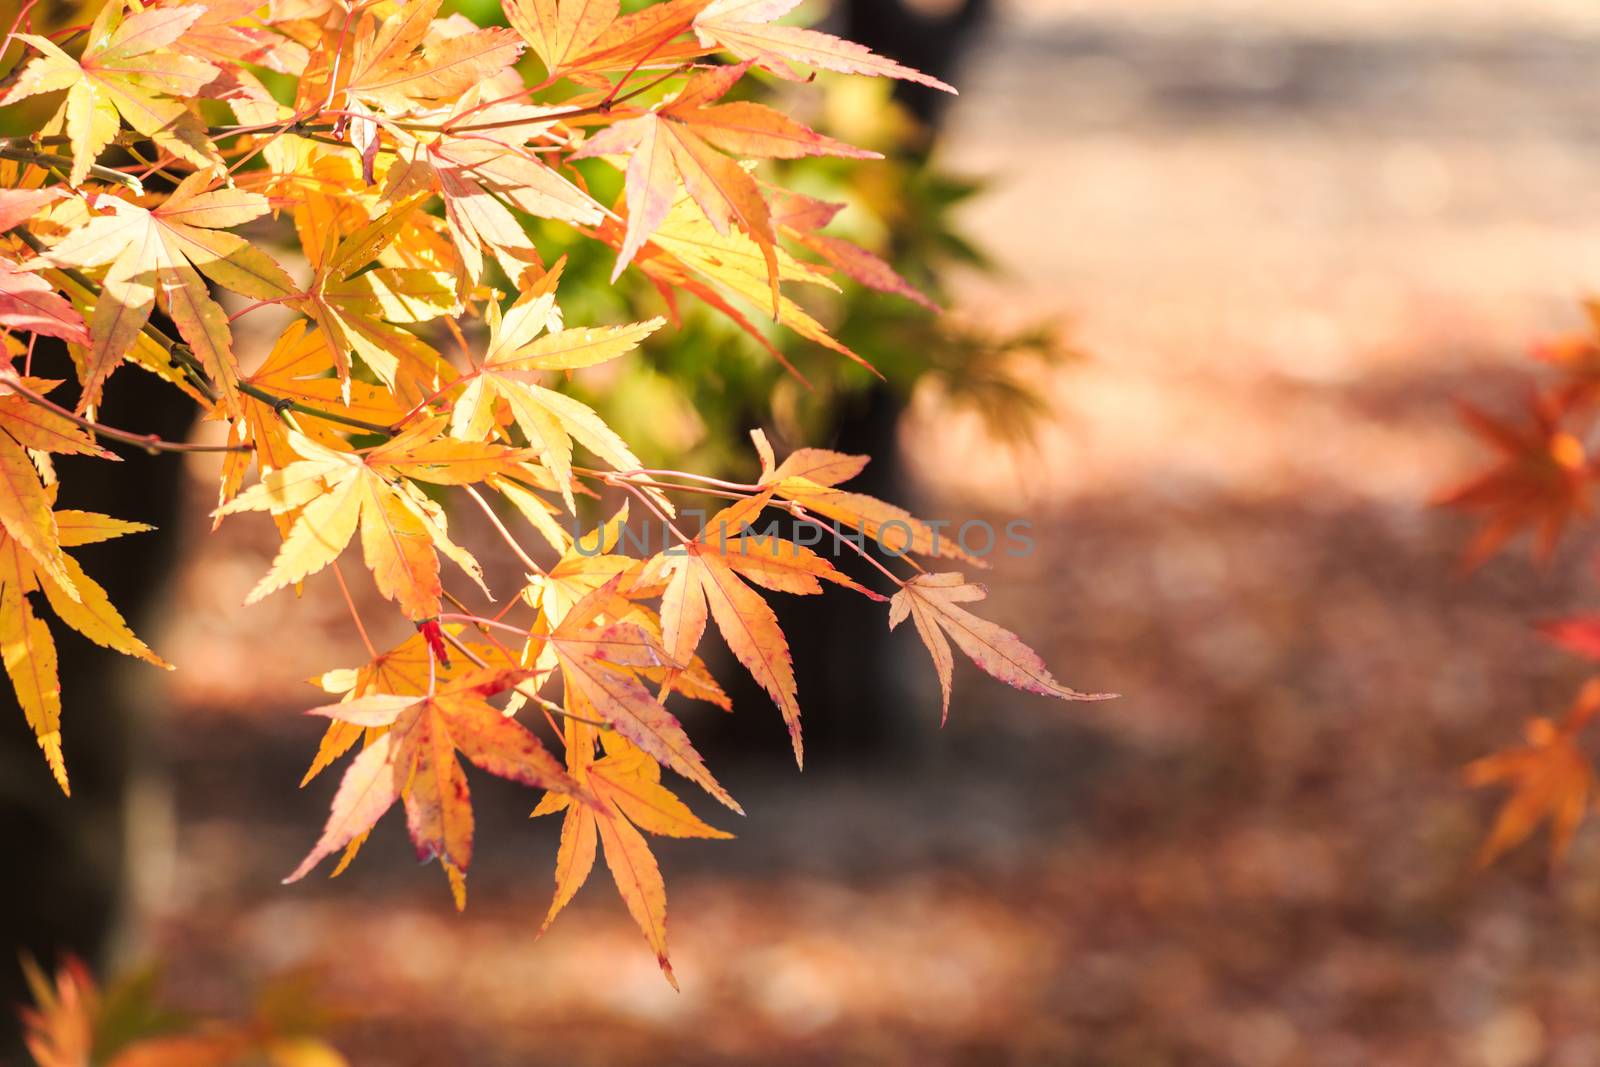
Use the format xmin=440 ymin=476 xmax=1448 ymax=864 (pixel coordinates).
xmin=217 ymin=320 xmax=412 ymax=516
xmin=608 ymin=193 xmax=873 ymax=374
xmin=341 ymin=0 xmax=525 ymax=108
xmin=1 ymin=2 xmax=222 ymax=185
xmin=547 ymin=579 xmax=740 ymax=811
xmin=0 ymin=374 xmax=112 ymax=461
xmin=1467 ymin=709 xmax=1597 ymax=867
xmin=751 ymin=429 xmax=980 ymax=562
xmin=527 ymin=505 xmax=642 ymax=622
xmin=290 ymin=193 xmax=459 ymax=390
xmin=0 ymin=258 xmax=90 ymax=344
xmin=534 ymin=721 xmax=730 ymax=987
xmin=22 ymin=954 xmax=349 ymax=1067
xmin=385 ymin=99 xmax=603 ymax=286
xmin=0 ymin=397 xmax=89 ymax=596
xmin=174 ymin=0 xmax=310 ymax=75
xmin=773 ymin=189 xmax=938 ymax=311
xmin=506 ymin=506 xmax=731 ymax=710
xmin=19 ymin=956 xmax=99 ymax=1067
xmin=450 ymin=272 xmax=662 ymax=509
xmin=506 ymin=0 xmax=623 ymax=78
xmin=889 ymin=572 xmax=1113 ymax=724
xmin=0 ymin=188 xmax=65 ymax=234
xmin=286 ymin=667 xmax=586 ymax=906
xmin=507 ymin=0 xmax=711 ymax=82
xmin=302 ymin=627 xmax=478 ymax=788
xmin=216 ymin=428 xmax=509 ymax=620
xmin=1540 ymin=616 xmax=1600 ymax=661
xmin=642 ymin=491 xmax=877 ymax=765
xmin=41 ymin=171 xmax=297 ymax=415
xmin=692 ymin=0 xmax=956 ymax=92
xmin=1435 ymin=396 xmax=1592 ymax=568
xmin=0 ymin=502 xmax=169 ymax=793
xmin=573 ymin=62 xmax=876 ymax=291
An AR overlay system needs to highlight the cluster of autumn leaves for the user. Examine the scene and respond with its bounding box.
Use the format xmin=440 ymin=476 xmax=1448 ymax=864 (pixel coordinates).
xmin=0 ymin=0 xmax=1109 ymax=979
xmin=1440 ymin=299 xmax=1600 ymax=870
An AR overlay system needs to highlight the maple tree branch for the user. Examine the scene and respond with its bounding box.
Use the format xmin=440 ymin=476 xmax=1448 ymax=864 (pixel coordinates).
xmin=0 ymin=371 xmax=248 ymax=454
xmin=0 ymin=145 xmax=143 ymax=192
xmin=161 ymin=345 xmax=222 ymax=404
xmin=0 ymin=133 xmax=67 ymax=147
xmin=16 ymin=226 xmax=401 ymax=438
xmin=234 ymin=381 xmax=398 ymax=436
xmin=391 ymin=368 xmax=476 ymax=432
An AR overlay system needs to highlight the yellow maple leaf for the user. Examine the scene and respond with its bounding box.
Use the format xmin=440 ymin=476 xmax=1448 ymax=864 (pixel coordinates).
xmin=1 ymin=1 xmax=221 ymax=185
xmin=216 ymin=429 xmax=500 ymax=620
xmin=0 ymin=504 xmax=169 ymax=793
xmin=534 ymin=721 xmax=730 ymax=988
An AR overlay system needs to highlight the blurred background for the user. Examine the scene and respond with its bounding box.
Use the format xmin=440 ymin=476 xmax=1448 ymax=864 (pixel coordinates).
xmin=13 ymin=0 xmax=1600 ymax=1063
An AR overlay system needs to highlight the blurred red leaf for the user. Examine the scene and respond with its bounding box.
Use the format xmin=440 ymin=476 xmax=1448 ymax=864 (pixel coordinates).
xmin=1435 ymin=394 xmax=1591 ymax=568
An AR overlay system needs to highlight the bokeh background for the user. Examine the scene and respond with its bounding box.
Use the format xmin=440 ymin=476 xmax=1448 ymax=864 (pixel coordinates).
xmin=13 ymin=0 xmax=1600 ymax=1063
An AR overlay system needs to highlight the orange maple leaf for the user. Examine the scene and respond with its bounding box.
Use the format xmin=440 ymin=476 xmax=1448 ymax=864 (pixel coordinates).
xmin=1435 ymin=395 xmax=1591 ymax=568
xmin=1466 ymin=685 xmax=1600 ymax=868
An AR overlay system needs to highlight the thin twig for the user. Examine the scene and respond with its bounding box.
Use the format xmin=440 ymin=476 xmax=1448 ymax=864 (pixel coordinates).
xmin=0 ymin=146 xmax=144 ymax=192
xmin=236 ymin=381 xmax=396 ymax=436
xmin=13 ymin=229 xmax=218 ymax=402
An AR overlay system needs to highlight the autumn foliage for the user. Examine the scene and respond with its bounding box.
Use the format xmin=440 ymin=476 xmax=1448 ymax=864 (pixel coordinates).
xmin=1440 ymin=300 xmax=1600 ymax=868
xmin=0 ymin=0 xmax=1109 ymax=982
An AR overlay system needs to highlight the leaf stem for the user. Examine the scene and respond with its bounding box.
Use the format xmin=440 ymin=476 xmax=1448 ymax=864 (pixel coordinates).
xmin=603 ymin=466 xmax=758 ymax=492
xmin=391 ymin=367 xmax=476 ymax=432
xmin=438 ymin=612 xmax=528 ymax=638
xmin=331 ymin=561 xmax=378 ymax=659
xmin=785 ymin=501 xmax=908 ymax=588
xmin=463 ymin=484 xmax=546 ymax=576
xmin=436 ymin=609 xmax=611 ymax=730
xmin=605 ymin=472 xmax=690 ymax=543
